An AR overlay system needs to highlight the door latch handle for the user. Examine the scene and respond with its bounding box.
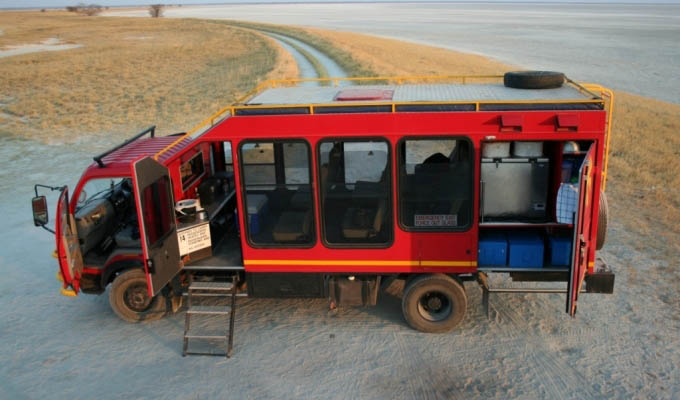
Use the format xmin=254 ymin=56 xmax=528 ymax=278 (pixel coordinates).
xmin=146 ymin=259 xmax=155 ymax=274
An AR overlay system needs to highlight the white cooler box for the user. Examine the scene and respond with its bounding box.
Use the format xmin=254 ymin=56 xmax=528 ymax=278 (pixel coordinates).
xmin=247 ymin=194 xmax=269 ymax=235
xmin=513 ymin=141 xmax=544 ymax=157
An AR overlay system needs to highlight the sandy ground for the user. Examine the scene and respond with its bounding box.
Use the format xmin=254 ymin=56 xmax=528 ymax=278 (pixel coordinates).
xmin=0 ymin=37 xmax=82 ymax=59
xmin=1 ymin=168 xmax=678 ymax=399
xmin=1 ymin=10 xmax=679 ymax=400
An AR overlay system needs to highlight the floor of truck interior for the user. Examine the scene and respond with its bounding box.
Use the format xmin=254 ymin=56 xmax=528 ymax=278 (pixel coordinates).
xmin=184 ymin=235 xmax=243 ymax=270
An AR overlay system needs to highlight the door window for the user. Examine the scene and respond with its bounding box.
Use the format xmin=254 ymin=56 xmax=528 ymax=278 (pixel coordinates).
xmin=398 ymin=138 xmax=473 ymax=230
xmin=318 ymin=139 xmax=392 ymax=246
xmin=141 ymin=175 xmax=174 ymax=247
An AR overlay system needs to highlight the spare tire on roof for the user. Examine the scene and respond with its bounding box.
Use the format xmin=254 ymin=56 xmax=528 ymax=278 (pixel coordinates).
xmin=504 ymin=71 xmax=565 ymax=89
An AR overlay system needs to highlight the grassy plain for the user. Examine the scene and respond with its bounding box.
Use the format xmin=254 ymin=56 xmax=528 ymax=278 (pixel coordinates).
xmin=219 ymin=21 xmax=374 ymax=78
xmin=309 ymin=29 xmax=680 ymax=260
xmin=0 ymin=12 xmax=296 ymax=142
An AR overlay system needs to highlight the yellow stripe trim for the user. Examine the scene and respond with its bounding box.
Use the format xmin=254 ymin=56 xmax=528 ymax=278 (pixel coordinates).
xmin=244 ymin=260 xmax=476 ymax=268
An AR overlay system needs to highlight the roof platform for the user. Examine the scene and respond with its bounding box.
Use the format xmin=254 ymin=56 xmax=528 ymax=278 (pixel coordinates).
xmin=231 ymin=75 xmax=607 ymax=116
xmin=247 ymin=83 xmax=595 ymax=106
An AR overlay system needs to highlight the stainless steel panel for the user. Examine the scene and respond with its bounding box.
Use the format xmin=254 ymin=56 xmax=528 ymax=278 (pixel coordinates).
xmin=481 ymin=158 xmax=549 ymax=220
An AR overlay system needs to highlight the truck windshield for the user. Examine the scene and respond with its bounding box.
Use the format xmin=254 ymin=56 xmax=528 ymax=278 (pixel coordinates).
xmin=76 ymin=178 xmax=123 ymax=211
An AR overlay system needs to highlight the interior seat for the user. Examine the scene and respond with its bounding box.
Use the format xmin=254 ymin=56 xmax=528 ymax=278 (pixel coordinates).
xmin=341 ymin=200 xmax=386 ymax=239
xmin=272 ymin=210 xmax=313 ymax=242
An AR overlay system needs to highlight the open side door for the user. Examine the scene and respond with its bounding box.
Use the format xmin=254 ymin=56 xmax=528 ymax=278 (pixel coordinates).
xmin=132 ymin=157 xmax=181 ymax=297
xmin=55 ymin=187 xmax=84 ymax=293
xmin=566 ymin=146 xmax=596 ymax=316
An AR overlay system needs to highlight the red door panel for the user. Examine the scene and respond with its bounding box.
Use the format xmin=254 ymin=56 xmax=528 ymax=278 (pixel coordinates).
xmin=55 ymin=187 xmax=84 ymax=293
xmin=567 ymin=146 xmax=595 ymax=316
xmin=131 ymin=157 xmax=181 ymax=296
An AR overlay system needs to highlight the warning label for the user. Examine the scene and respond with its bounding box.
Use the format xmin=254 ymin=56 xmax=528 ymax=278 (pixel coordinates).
xmin=414 ymin=214 xmax=457 ymax=227
xmin=178 ymin=223 xmax=211 ymax=256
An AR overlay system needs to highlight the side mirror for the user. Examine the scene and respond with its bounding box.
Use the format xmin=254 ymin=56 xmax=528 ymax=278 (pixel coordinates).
xmin=32 ymin=196 xmax=49 ymax=226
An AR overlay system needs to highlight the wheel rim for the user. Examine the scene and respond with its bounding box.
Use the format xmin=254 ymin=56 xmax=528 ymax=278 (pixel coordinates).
xmin=417 ymin=291 xmax=452 ymax=322
xmin=124 ymin=283 xmax=153 ymax=312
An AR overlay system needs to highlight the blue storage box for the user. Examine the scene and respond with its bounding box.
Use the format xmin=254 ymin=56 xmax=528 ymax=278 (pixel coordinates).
xmin=508 ymin=233 xmax=544 ymax=268
xmin=478 ymin=233 xmax=507 ymax=266
xmin=548 ymin=236 xmax=572 ymax=266
xmin=246 ymin=194 xmax=268 ymax=235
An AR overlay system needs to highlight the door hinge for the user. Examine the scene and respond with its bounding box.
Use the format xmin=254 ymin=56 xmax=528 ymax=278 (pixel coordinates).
xmin=147 ymin=259 xmax=155 ymax=274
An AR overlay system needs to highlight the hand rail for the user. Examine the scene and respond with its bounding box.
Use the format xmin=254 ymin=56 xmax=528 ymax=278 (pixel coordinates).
xmin=93 ymin=126 xmax=155 ymax=168
xmin=581 ymin=84 xmax=614 ymax=192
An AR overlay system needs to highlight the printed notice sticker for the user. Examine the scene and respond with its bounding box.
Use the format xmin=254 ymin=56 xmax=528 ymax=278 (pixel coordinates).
xmin=414 ymin=214 xmax=457 ymax=227
xmin=178 ymin=223 xmax=211 ymax=255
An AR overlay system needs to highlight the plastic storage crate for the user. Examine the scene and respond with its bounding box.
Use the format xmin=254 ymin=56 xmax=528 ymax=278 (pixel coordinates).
xmin=508 ymin=233 xmax=544 ymax=268
xmin=548 ymin=236 xmax=572 ymax=266
xmin=246 ymin=194 xmax=268 ymax=235
xmin=478 ymin=233 xmax=508 ymax=266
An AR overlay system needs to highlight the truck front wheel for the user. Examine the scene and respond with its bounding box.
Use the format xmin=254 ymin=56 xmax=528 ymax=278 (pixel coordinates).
xmin=402 ymin=274 xmax=467 ymax=333
xmin=109 ymin=269 xmax=166 ymax=323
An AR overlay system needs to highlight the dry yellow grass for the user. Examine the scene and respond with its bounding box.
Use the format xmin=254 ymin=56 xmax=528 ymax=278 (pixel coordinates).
xmin=310 ymin=29 xmax=680 ymax=258
xmin=0 ymin=11 xmax=296 ymax=142
xmin=308 ymin=28 xmax=510 ymax=76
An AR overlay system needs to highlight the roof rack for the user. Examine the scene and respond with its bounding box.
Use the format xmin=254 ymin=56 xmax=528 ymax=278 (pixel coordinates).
xmin=93 ymin=126 xmax=155 ymax=168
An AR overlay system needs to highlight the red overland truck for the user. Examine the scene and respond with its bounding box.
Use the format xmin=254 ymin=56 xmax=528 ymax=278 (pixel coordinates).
xmin=32 ymin=72 xmax=615 ymax=356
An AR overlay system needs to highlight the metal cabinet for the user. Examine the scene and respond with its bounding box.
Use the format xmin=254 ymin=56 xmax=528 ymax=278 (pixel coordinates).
xmin=481 ymin=158 xmax=549 ymax=221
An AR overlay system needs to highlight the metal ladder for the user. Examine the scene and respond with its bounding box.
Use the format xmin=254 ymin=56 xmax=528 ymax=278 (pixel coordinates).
xmin=182 ymin=274 xmax=238 ymax=357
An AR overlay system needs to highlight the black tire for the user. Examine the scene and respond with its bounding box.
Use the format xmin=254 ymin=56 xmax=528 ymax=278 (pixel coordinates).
xmin=504 ymin=71 xmax=565 ymax=89
xmin=109 ymin=269 xmax=167 ymax=323
xmin=402 ymin=274 xmax=467 ymax=333
xmin=596 ymin=190 xmax=608 ymax=250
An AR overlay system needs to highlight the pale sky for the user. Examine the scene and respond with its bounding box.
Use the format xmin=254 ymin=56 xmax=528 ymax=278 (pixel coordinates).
xmin=2 ymin=0 xmax=679 ymax=10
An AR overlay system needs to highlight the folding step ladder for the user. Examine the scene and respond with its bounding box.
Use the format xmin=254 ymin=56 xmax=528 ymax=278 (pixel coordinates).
xmin=182 ymin=275 xmax=238 ymax=357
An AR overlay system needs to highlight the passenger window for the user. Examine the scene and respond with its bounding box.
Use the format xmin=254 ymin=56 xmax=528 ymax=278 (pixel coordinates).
xmin=398 ymin=138 xmax=473 ymax=230
xmin=180 ymin=151 xmax=205 ymax=190
xmin=240 ymin=141 xmax=315 ymax=247
xmin=318 ymin=139 xmax=392 ymax=246
xmin=241 ymin=143 xmax=276 ymax=189
xmin=223 ymin=142 xmax=234 ymax=173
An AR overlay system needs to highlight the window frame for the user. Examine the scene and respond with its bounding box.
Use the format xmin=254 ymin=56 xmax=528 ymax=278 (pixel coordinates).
xmin=396 ymin=135 xmax=475 ymax=233
xmin=237 ymin=138 xmax=317 ymax=249
xmin=316 ymin=136 xmax=394 ymax=249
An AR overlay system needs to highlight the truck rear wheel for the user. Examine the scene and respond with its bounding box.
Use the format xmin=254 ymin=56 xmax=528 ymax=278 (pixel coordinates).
xmin=109 ymin=269 xmax=166 ymax=323
xmin=402 ymin=274 xmax=467 ymax=333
